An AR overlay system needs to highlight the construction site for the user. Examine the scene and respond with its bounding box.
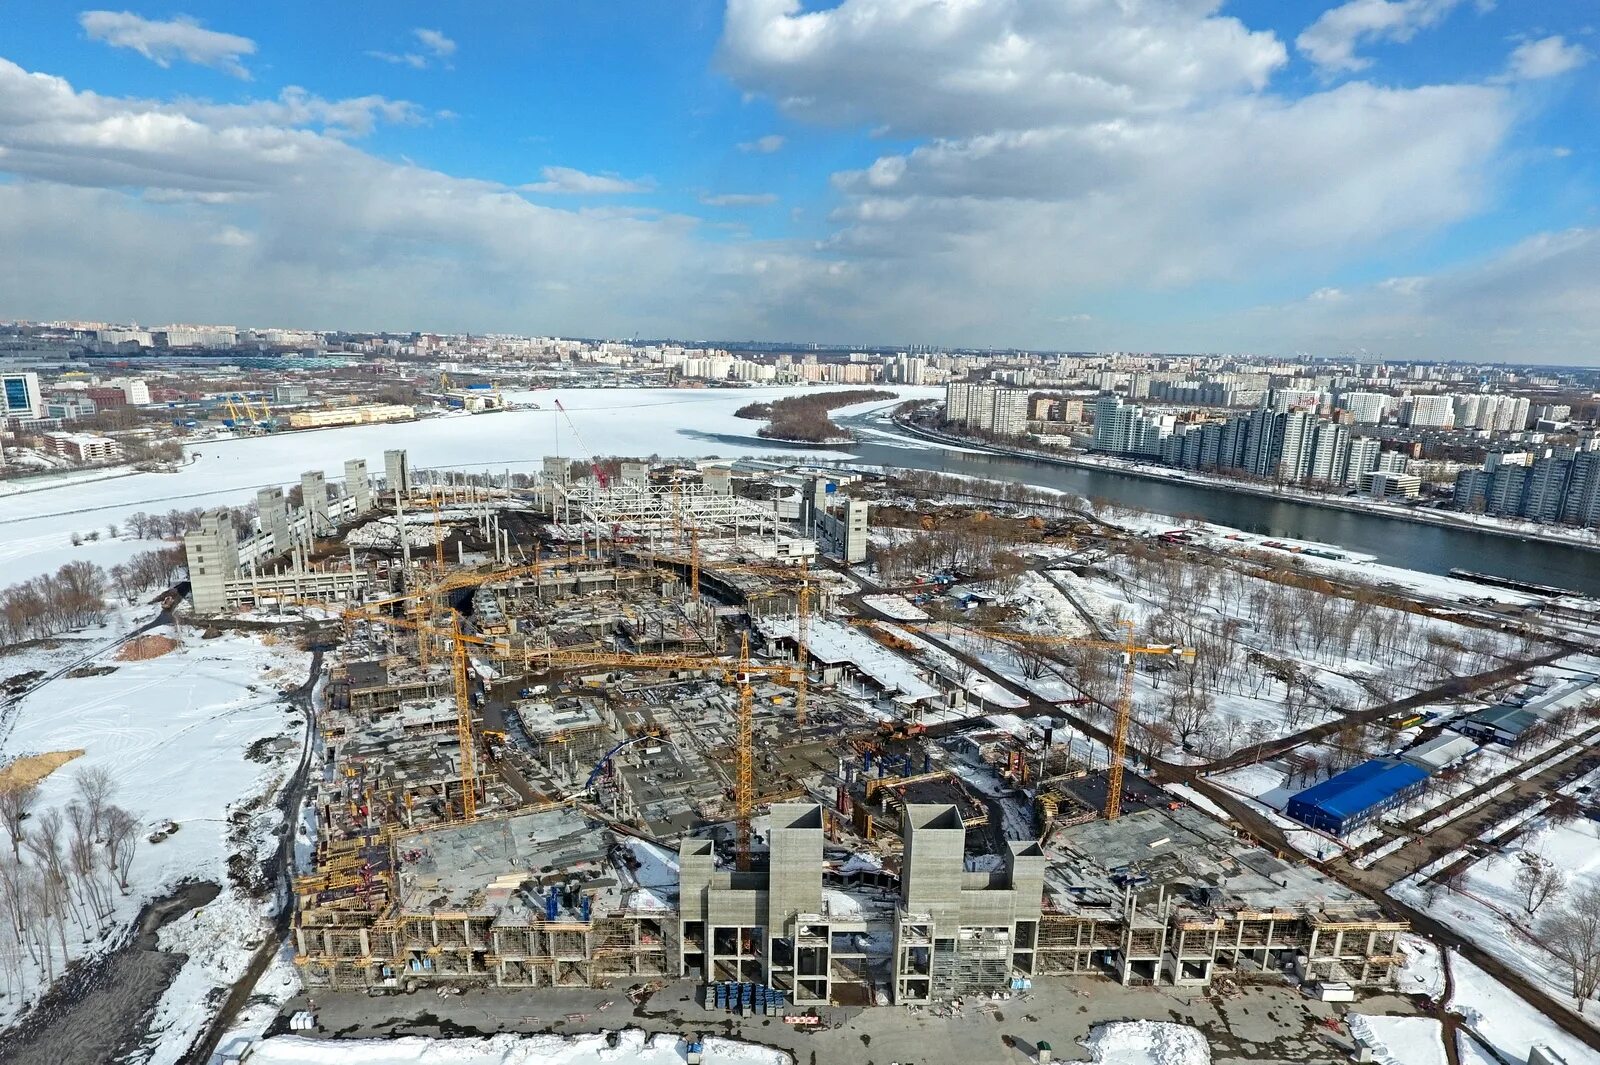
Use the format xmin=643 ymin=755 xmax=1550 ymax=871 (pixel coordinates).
xmin=177 ymin=435 xmax=1417 ymax=1012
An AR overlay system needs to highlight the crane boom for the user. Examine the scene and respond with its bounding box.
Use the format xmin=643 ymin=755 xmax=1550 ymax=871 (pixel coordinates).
xmin=554 ymin=399 xmax=609 ymax=487
xmin=887 ymin=621 xmax=1193 ymax=820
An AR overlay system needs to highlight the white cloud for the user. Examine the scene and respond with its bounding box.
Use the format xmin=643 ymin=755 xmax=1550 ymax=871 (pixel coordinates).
xmin=719 ymin=0 xmax=1287 ymax=137
xmin=1295 ymin=0 xmax=1470 ymax=73
xmin=737 ymin=134 xmax=785 ymax=153
xmin=823 ymin=82 xmax=1510 ymax=286
xmin=367 ymin=50 xmax=429 ymax=70
xmin=79 ymin=10 xmax=256 ymax=78
xmin=700 ymin=192 xmax=779 ymax=206
xmin=0 ymin=56 xmax=847 ymax=339
xmin=522 ymin=166 xmax=656 ymax=195
xmin=413 ymin=28 xmax=457 ymax=58
xmin=1503 ymin=36 xmax=1590 ymax=81
xmin=368 ymin=27 xmax=458 ymax=70
xmin=1227 ymin=228 xmax=1600 ymax=361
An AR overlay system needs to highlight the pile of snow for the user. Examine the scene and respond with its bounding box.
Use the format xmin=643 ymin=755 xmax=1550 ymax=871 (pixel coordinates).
xmin=1348 ymin=1015 xmax=1446 ymax=1065
xmin=1083 ymin=1021 xmax=1210 ymax=1064
xmin=246 ymin=1030 xmax=791 ymax=1064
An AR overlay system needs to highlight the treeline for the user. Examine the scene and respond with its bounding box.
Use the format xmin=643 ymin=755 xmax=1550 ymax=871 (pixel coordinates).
xmin=0 ymin=550 xmax=184 ymax=646
xmin=735 ymin=389 xmax=896 ymax=442
xmin=0 ymin=769 xmax=141 ymax=1005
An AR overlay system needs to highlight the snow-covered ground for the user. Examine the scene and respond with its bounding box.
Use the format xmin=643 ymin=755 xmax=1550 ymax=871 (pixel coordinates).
xmin=0 ymin=611 xmax=312 ymax=1058
xmin=1348 ymin=1015 xmax=1447 ymax=1065
xmin=1082 ymin=1021 xmax=1210 ymax=1064
xmin=0 ymin=387 xmax=939 ymax=583
xmin=1392 ymin=770 xmax=1600 ymax=1028
xmin=1448 ymin=952 xmax=1597 ymax=1064
xmin=244 ymin=1030 xmax=790 ymax=1064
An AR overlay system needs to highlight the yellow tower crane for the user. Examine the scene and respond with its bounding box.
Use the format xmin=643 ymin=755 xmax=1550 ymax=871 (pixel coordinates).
xmin=891 ymin=621 xmax=1194 ymax=820
xmin=643 ymin=555 xmax=820 ymax=726
xmin=341 ymin=608 xmax=510 ymax=822
xmin=524 ymin=637 xmax=797 ymax=869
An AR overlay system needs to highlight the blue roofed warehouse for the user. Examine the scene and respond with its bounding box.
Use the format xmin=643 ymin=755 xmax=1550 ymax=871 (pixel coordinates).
xmin=1285 ymin=758 xmax=1429 ymax=836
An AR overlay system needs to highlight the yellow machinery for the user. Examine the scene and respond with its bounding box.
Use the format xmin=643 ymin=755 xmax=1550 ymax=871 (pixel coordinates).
xmin=893 ymin=621 xmax=1194 ymax=820
xmin=341 ymin=608 xmax=511 ymax=822
xmin=525 ymin=637 xmax=797 ymax=870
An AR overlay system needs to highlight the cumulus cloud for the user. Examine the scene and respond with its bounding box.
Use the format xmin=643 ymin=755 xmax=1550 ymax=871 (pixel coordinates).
xmin=700 ymin=192 xmax=779 ymax=207
xmin=79 ymin=10 xmax=256 ymax=78
xmin=1296 ymin=0 xmax=1473 ymax=74
xmin=0 ymin=56 xmax=845 ymax=337
xmin=719 ymin=0 xmax=1286 ymax=137
xmin=1503 ymin=36 xmax=1590 ymax=81
xmin=1223 ymin=228 xmax=1600 ymax=362
xmin=522 ymin=166 xmax=656 ymax=195
xmin=737 ymin=134 xmax=785 ymax=153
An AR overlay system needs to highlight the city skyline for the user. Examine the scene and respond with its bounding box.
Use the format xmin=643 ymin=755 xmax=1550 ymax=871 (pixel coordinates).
xmin=1 ymin=3 xmax=1597 ymax=362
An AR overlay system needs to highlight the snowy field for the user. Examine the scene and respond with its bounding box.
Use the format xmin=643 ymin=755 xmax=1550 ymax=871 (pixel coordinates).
xmin=0 ymin=611 xmax=311 ymax=1059
xmin=0 ymin=387 xmax=938 ymax=584
xmin=1348 ymin=1015 xmax=1447 ymax=1065
xmin=1448 ymin=953 xmax=1597 ymax=1063
xmin=244 ymin=1030 xmax=789 ymax=1064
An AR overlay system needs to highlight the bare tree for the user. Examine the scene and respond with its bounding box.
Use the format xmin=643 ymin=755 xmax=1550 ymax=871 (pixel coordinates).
xmin=0 ymin=782 xmax=38 ymax=861
xmin=73 ymin=767 xmax=114 ymax=841
xmin=1515 ymin=861 xmax=1566 ymax=917
xmin=1541 ymin=884 xmax=1600 ymax=1012
xmin=102 ymin=805 xmax=139 ymax=891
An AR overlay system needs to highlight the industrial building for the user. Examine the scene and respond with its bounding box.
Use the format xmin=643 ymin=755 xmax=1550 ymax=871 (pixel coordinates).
xmin=1285 ymin=760 xmax=1429 ymax=836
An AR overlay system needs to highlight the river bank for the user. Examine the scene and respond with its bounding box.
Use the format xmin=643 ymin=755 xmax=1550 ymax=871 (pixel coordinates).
xmin=888 ymin=415 xmax=1600 ymax=557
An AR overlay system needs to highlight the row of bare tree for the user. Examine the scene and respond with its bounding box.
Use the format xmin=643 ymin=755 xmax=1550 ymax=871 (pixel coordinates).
xmin=0 ymin=550 xmax=188 ymax=648
xmin=0 ymin=769 xmax=139 ymax=1008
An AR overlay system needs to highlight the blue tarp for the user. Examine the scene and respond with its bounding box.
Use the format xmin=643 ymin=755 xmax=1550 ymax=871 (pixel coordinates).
xmin=1286 ymin=758 xmax=1428 ymax=833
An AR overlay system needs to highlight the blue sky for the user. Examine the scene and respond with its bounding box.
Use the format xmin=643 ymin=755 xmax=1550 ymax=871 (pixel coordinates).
xmin=0 ymin=2 xmax=1596 ymax=361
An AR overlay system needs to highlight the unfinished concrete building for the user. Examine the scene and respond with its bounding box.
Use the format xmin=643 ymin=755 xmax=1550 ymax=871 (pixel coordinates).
xmin=1034 ymin=806 xmax=1406 ymax=991
xmin=297 ymin=806 xmax=675 ymax=990
xmin=678 ymin=804 xmax=861 ymax=1005
xmin=892 ymin=804 xmax=1046 ymax=1003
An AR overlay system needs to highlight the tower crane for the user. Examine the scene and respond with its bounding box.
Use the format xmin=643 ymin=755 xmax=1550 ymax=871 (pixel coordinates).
xmin=524 ymin=637 xmax=797 ymax=870
xmin=341 ymin=608 xmax=511 ymax=822
xmin=889 ymin=620 xmax=1194 ymax=820
xmin=554 ymin=399 xmax=609 ymax=488
xmin=638 ymin=553 xmax=820 ymax=725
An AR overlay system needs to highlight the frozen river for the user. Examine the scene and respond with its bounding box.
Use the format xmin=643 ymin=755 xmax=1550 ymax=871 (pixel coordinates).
xmin=0 ymin=386 xmax=938 ymax=582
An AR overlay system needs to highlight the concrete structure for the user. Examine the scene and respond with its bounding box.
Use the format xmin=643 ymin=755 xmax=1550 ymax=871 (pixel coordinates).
xmin=894 ymin=804 xmax=1045 ymax=1003
xmin=184 ymin=511 xmax=242 ymax=613
xmin=384 ymin=448 xmax=412 ymax=495
xmin=184 ymin=452 xmax=394 ymax=612
xmin=813 ymin=488 xmax=868 ymax=565
xmin=678 ymin=804 xmax=836 ymax=1002
xmin=301 ymin=470 xmax=331 ymax=535
xmin=620 ymin=461 xmax=649 ymax=487
xmin=703 ymin=466 xmax=733 ymax=497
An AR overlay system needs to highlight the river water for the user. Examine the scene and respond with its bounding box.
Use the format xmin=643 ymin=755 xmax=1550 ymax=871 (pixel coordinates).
xmin=835 ymin=409 xmax=1600 ymax=597
xmin=0 ymin=389 xmax=1594 ymax=596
